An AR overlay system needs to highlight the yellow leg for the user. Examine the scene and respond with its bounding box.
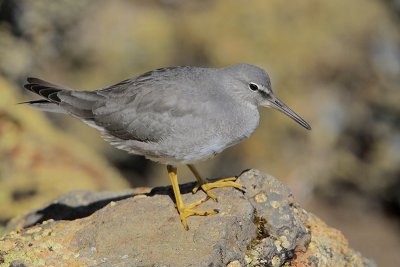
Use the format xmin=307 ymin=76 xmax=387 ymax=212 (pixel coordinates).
xmin=167 ymin=165 xmax=218 ymax=230
xmin=187 ymin=164 xmax=243 ymax=202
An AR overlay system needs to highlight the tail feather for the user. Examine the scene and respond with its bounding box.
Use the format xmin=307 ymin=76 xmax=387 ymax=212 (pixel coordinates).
xmin=26 ymin=77 xmax=68 ymax=90
xmin=24 ymin=77 xmax=66 ymax=102
xmin=22 ymin=77 xmax=102 ymax=119
xmin=58 ymin=93 xmax=96 ymax=110
xmin=18 ymin=99 xmax=66 ymax=113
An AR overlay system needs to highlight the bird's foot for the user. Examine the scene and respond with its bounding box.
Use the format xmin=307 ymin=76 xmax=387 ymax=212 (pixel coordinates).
xmin=177 ymin=197 xmax=219 ymax=230
xmin=192 ymin=177 xmax=244 ymax=201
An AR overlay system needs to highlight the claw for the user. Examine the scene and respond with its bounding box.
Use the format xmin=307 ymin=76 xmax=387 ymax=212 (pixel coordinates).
xmin=192 ymin=177 xmax=244 ymax=202
xmin=178 ymin=198 xmax=219 ymax=230
xmin=193 ymin=184 xmax=218 ymax=201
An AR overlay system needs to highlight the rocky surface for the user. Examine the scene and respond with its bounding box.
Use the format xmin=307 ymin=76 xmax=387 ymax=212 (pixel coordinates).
xmin=0 ymin=170 xmax=374 ymax=267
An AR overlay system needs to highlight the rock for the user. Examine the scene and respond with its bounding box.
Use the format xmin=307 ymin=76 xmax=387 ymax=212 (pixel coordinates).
xmin=0 ymin=169 xmax=374 ymax=267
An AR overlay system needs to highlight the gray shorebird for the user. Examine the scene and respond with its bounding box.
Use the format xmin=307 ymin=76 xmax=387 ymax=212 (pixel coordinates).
xmin=22 ymin=64 xmax=311 ymax=229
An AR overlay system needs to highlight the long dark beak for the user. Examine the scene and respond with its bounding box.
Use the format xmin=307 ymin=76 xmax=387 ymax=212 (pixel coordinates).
xmin=269 ymin=95 xmax=311 ymax=130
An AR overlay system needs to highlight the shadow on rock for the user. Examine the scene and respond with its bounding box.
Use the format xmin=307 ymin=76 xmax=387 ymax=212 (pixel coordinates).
xmin=8 ymin=182 xmax=201 ymax=231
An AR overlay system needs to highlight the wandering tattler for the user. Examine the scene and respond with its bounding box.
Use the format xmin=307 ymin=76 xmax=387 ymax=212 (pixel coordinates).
xmin=22 ymin=64 xmax=311 ymax=229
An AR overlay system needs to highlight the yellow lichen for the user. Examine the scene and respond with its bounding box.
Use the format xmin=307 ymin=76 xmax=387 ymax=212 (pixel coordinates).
xmin=254 ymin=193 xmax=267 ymax=203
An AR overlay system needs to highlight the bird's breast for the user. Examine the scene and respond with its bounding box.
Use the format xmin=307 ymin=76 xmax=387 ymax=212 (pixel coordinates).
xmin=220 ymin=105 xmax=260 ymax=146
xmin=189 ymin=104 xmax=260 ymax=154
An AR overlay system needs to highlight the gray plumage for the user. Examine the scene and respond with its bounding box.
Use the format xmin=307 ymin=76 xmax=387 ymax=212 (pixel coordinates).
xmin=23 ymin=64 xmax=311 ymax=164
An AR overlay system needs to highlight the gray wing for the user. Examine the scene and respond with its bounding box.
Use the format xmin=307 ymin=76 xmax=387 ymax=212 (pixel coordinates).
xmin=93 ymin=82 xmax=218 ymax=143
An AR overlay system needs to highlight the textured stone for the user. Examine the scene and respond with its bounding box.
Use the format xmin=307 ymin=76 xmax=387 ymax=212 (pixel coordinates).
xmin=241 ymin=170 xmax=310 ymax=266
xmin=290 ymin=211 xmax=376 ymax=267
xmin=0 ymin=170 xmax=373 ymax=267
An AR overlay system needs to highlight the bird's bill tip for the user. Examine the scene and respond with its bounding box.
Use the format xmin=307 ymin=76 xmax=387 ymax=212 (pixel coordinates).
xmin=270 ymin=96 xmax=311 ymax=130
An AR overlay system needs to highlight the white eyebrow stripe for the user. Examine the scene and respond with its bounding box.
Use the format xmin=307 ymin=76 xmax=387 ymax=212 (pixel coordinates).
xmin=260 ymin=87 xmax=271 ymax=94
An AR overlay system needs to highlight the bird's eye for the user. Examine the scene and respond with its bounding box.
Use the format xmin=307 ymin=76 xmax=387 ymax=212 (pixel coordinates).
xmin=249 ymin=83 xmax=259 ymax=91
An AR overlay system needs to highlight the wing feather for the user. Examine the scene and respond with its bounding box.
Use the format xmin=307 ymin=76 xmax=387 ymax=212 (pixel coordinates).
xmin=92 ymin=78 xmax=218 ymax=143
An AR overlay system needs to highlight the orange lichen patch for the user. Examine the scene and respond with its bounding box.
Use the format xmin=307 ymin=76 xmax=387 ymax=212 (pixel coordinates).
xmin=290 ymin=210 xmax=366 ymax=266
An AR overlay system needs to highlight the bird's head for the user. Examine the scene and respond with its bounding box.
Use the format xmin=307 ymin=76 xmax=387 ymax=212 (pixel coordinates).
xmin=224 ymin=64 xmax=311 ymax=130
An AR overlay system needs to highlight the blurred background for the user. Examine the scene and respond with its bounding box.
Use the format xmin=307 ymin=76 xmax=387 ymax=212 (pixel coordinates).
xmin=0 ymin=0 xmax=399 ymax=265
